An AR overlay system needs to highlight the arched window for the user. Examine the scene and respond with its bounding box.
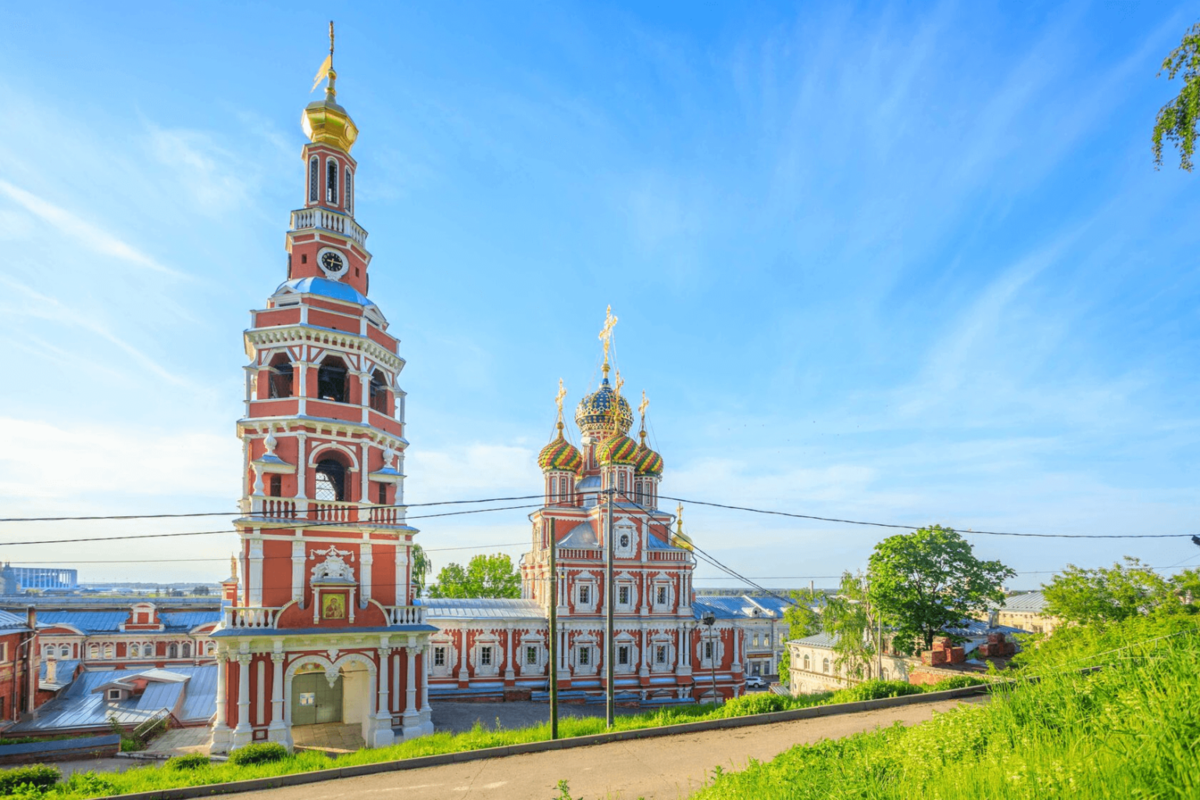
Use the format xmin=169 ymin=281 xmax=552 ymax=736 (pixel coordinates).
xmin=59 ymin=645 xmax=70 ymax=658
xmin=369 ymin=370 xmax=388 ymax=413
xmin=803 ymin=654 xmax=810 ymax=671
xmin=206 ymin=641 xmax=215 ymax=656
xmin=268 ymin=355 xmax=294 ymax=399
xmin=309 ymin=156 xmax=319 ymax=203
xmin=822 ymin=657 xmax=830 ymax=673
xmin=317 ymin=356 xmax=348 ymax=403
xmin=89 ymin=644 xmax=99 ymax=659
xmin=168 ymin=643 xmax=178 ymax=659
xmin=104 ymin=643 xmax=114 ymax=659
xmin=314 ymin=458 xmax=347 ymax=501
xmin=327 ymin=158 xmax=339 ymax=205
xmin=345 ymin=169 xmax=353 ymax=214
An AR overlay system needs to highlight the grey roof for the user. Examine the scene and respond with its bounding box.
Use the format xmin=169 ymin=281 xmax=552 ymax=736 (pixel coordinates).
xmin=576 ymin=475 xmax=601 ymax=491
xmin=423 ymin=598 xmax=546 ymax=620
xmin=942 ymin=619 xmax=1027 ymax=638
xmin=559 ymin=522 xmax=598 ymax=548
xmin=9 ymin=665 xmax=216 ymax=733
xmin=35 ymin=609 xmax=221 ymax=634
xmin=1002 ymin=591 xmax=1050 ymax=614
xmin=792 ymin=631 xmax=838 ymax=649
xmin=0 ymin=608 xmax=31 ymax=631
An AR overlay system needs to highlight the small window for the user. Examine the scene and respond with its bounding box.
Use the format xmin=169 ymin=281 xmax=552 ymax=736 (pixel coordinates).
xmin=704 ymin=641 xmax=713 ymax=660
xmin=803 ymin=654 xmax=810 ymax=670
xmin=107 ymin=689 xmax=121 ymax=701
xmin=168 ymin=643 xmax=178 ymax=659
xmin=656 ymin=645 xmax=667 ymax=664
xmin=619 ymin=533 xmax=630 ymax=548
xmin=822 ymin=658 xmax=830 ymax=673
xmin=346 ymin=169 xmax=353 ymax=214
xmin=269 ymin=475 xmax=282 ymax=497
xmin=656 ymin=586 xmax=668 ymax=606
xmin=376 ymin=483 xmax=387 ymax=505
xmin=59 ymin=645 xmax=70 ymax=658
xmin=578 ymin=647 xmax=590 ymax=666
xmin=327 ymin=158 xmax=339 ymax=204
xmin=317 ymin=357 xmax=348 ymax=403
xmin=182 ymin=642 xmax=192 ymax=658
xmin=314 ymin=458 xmax=347 ymax=502
xmin=88 ymin=644 xmax=99 ymax=659
xmin=268 ymin=356 xmax=294 ymax=398
xmin=309 ymin=156 xmax=319 ymax=203
xmin=617 ymin=645 xmax=629 ymax=666
xmin=480 ymin=646 xmax=492 ymax=667
xmin=578 ymin=585 xmax=590 ymax=605
xmin=369 ymin=370 xmax=388 ymax=413
xmin=618 ymin=586 xmax=630 ymax=605
xmin=434 ymin=647 xmax=446 ymax=667
xmin=104 ymin=643 xmax=114 ymax=659
xmin=526 ymin=646 xmax=537 ymax=666
xmin=753 ymin=634 xmax=760 ymax=647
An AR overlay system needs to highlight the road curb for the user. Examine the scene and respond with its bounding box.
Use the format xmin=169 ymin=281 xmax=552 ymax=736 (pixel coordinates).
xmin=96 ymin=685 xmax=989 ymax=800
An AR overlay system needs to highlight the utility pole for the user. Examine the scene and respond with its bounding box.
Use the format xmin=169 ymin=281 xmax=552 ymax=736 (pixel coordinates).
xmin=548 ymin=517 xmax=558 ymax=739
xmin=604 ymin=487 xmax=615 ymax=728
xmin=701 ymin=611 xmax=718 ymax=705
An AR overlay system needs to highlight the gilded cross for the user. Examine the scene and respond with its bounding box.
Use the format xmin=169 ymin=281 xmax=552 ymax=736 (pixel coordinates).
xmin=555 ymin=378 xmax=567 ymax=423
xmin=598 ymin=305 xmax=618 ymax=367
xmin=638 ymin=391 xmax=649 ymax=420
xmin=614 ymin=369 xmax=625 ymax=400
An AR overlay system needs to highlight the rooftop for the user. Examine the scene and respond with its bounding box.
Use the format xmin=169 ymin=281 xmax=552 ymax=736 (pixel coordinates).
xmin=423 ymin=598 xmax=546 ymax=620
xmin=1002 ymin=590 xmax=1051 ymax=614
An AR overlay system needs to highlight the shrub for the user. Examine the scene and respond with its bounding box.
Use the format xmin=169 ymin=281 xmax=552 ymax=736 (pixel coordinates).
xmin=721 ymin=692 xmax=793 ymax=717
xmin=831 ymin=680 xmax=924 ymax=703
xmin=228 ymin=742 xmax=288 ymax=766
xmin=60 ymin=772 xmax=116 ymax=797
xmin=926 ymin=675 xmax=987 ymax=691
xmin=164 ymin=753 xmax=211 ymax=771
xmin=0 ymin=765 xmax=60 ymax=794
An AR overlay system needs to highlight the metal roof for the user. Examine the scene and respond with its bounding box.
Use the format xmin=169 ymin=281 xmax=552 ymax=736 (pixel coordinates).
xmin=9 ymin=665 xmax=216 ymax=733
xmin=0 ymin=608 xmax=31 ymax=631
xmin=559 ymin=522 xmax=598 ymax=548
xmin=644 ymin=533 xmax=686 ymax=551
xmin=423 ymin=598 xmax=546 ymax=620
xmin=1002 ymin=591 xmax=1050 ymax=614
xmin=39 ymin=659 xmax=79 ymax=682
xmin=274 ymin=277 xmax=376 ymax=308
xmin=792 ymin=631 xmax=838 ymax=649
xmin=34 ymin=609 xmax=221 ymax=634
xmin=692 ymin=598 xmax=749 ymax=621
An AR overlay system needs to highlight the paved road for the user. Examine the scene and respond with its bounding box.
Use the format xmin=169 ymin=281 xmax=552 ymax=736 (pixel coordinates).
xmin=244 ymin=696 xmax=984 ymax=800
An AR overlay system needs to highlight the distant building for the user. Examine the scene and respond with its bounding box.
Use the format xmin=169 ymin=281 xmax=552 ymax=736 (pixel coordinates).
xmin=691 ymin=595 xmax=796 ymax=678
xmin=0 ymin=566 xmax=78 ymax=593
xmin=0 ymin=608 xmax=39 ymax=727
xmin=992 ymin=591 xmax=1060 ymax=635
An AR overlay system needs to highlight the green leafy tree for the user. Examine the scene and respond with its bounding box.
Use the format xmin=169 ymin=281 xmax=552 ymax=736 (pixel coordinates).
xmin=867 ymin=525 xmax=1014 ymax=652
xmin=776 ymin=587 xmax=822 ymax=685
xmin=410 ymin=544 xmax=430 ymax=597
xmin=427 ymin=553 xmax=521 ymax=599
xmin=1043 ymin=557 xmax=1187 ymax=625
xmin=824 ymin=571 xmax=879 ymax=680
xmin=1153 ymin=22 xmax=1200 ymax=171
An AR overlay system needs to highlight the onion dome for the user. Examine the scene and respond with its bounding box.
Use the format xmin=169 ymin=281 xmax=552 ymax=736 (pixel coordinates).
xmin=596 ymin=432 xmax=640 ymax=466
xmin=634 ymin=431 xmax=664 ymax=477
xmin=575 ymin=375 xmax=634 ymax=438
xmin=303 ymin=71 xmax=359 ymax=153
xmin=538 ymin=424 xmax=582 ymax=473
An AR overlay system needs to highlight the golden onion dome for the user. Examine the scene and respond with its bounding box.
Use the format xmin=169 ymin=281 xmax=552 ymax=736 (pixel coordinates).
xmin=575 ymin=376 xmax=634 ymax=438
xmin=537 ymin=424 xmax=582 ymax=473
xmin=596 ymin=432 xmax=640 ymax=467
xmin=634 ymin=431 xmax=664 ymax=477
xmin=302 ymin=70 xmax=359 ymax=153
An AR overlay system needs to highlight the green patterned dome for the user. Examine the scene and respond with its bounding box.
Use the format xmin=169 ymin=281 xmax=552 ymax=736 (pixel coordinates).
xmin=538 ymin=425 xmax=582 ymax=473
xmin=596 ymin=432 xmax=640 ymax=466
xmin=634 ymin=432 xmax=664 ymax=476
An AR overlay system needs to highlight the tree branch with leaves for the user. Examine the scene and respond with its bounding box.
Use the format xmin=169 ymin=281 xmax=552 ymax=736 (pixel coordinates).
xmin=1153 ymin=22 xmax=1200 ymax=171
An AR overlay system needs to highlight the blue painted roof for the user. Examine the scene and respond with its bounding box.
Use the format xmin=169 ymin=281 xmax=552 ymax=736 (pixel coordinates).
xmin=692 ymin=598 xmax=748 ymax=621
xmin=274 ymin=277 xmax=375 ymax=307
xmin=0 ymin=608 xmax=31 ymax=632
xmin=36 ymin=609 xmax=221 ymax=634
xmin=645 ymin=533 xmax=685 ymax=551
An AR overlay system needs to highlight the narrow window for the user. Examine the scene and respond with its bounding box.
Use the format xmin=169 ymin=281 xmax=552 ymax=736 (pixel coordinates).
xmin=618 ymin=586 xmax=630 ymax=605
xmin=182 ymin=642 xmax=192 ymax=658
xmin=317 ymin=357 xmax=348 ymax=402
xmin=526 ymin=646 xmax=537 ymax=665
xmin=704 ymin=641 xmax=713 ymax=660
xmin=369 ymin=370 xmax=388 ymax=413
xmin=168 ymin=643 xmax=178 ymax=659
xmin=480 ymin=646 xmax=492 ymax=667
xmin=345 ymin=169 xmax=352 ymax=214
xmin=89 ymin=644 xmax=99 ymax=659
xmin=59 ymin=645 xmax=69 ymax=658
xmin=268 ymin=356 xmax=294 ymax=398
xmin=434 ymin=647 xmax=446 ymax=667
xmin=314 ymin=458 xmax=347 ymax=501
xmin=269 ymin=475 xmax=282 ymax=497
xmin=578 ymin=647 xmax=590 ymax=666
xmin=327 ymin=158 xmax=339 ymax=204
xmin=309 ymin=156 xmax=319 ymax=203
xmin=578 ymin=585 xmax=590 ymax=605
xmin=104 ymin=643 xmax=114 ymax=659
xmin=376 ymin=483 xmax=387 ymax=505
xmin=657 ymin=586 xmax=668 ymax=606
xmin=617 ymin=646 xmax=629 ymax=666
xmin=656 ymin=645 xmax=667 ymax=664
xmin=803 ymin=654 xmax=810 ymax=670
xmin=823 ymin=658 xmax=830 ymax=673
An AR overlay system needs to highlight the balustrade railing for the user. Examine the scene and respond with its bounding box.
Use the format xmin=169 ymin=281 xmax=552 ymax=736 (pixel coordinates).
xmin=246 ymin=497 xmax=408 ymax=527
xmin=290 ymin=208 xmax=368 ymax=247
xmin=386 ymin=605 xmax=425 ymax=626
xmin=223 ymin=606 xmax=279 ymax=630
xmin=558 ymin=548 xmax=602 ymax=560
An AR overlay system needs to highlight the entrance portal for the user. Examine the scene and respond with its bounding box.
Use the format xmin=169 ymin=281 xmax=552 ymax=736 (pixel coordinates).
xmin=291 ymin=672 xmax=343 ymax=726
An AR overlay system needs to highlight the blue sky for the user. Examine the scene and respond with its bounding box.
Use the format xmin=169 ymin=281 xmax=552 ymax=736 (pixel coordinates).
xmin=0 ymin=2 xmax=1197 ymax=589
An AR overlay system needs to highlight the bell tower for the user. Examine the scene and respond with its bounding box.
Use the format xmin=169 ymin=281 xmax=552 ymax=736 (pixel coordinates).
xmin=211 ymin=26 xmax=435 ymax=755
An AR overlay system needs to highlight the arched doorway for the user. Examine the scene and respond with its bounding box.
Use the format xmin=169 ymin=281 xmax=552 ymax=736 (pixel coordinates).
xmin=286 ymin=656 xmax=381 ymax=752
xmin=291 ymin=668 xmax=343 ymax=725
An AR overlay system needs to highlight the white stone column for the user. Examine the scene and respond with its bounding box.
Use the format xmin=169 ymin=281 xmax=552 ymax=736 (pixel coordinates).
xmin=457 ymin=628 xmax=468 ymax=683
xmin=295 ymin=433 xmax=308 ymax=499
xmin=210 ymin=653 xmax=231 ymax=753
xmin=255 ymin=659 xmax=266 ymax=728
xmin=504 ymin=624 xmax=514 ymax=682
xmin=248 ymin=537 xmax=264 ymax=607
xmin=359 ymin=372 xmax=371 ymax=425
xmin=369 ymin=644 xmax=396 ymax=747
xmin=360 ymin=543 xmax=373 ymax=608
xmin=732 ymin=625 xmax=743 ymax=673
xmin=396 ymin=545 xmax=410 ymax=606
xmin=233 ymin=654 xmax=252 ymax=747
xmin=418 ymin=644 xmax=433 ymax=733
xmin=297 ymin=363 xmax=308 ymax=417
xmin=291 ymin=539 xmax=305 ymax=607
xmin=402 ymin=643 xmax=420 ymax=738
xmin=268 ymin=650 xmax=289 ymax=745
xmin=640 ymin=627 xmax=650 ymax=676
xmin=377 ymin=645 xmax=391 ymax=717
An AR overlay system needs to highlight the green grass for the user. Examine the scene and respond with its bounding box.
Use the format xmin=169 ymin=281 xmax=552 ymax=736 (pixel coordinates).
xmin=692 ymin=613 xmax=1200 ymax=799
xmin=0 ymin=675 xmax=981 ymax=798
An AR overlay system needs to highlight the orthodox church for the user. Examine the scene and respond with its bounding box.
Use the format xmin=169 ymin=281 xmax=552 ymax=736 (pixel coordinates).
xmin=209 ymin=42 xmax=744 ymax=754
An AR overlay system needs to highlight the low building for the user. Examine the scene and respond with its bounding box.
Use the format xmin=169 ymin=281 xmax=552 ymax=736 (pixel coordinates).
xmin=0 ymin=566 xmax=78 ymax=593
xmin=787 ymin=632 xmax=910 ymax=695
xmin=0 ymin=609 xmax=39 ymax=727
xmin=691 ymin=595 xmax=793 ymax=679
xmin=992 ymin=591 xmax=1060 ymax=635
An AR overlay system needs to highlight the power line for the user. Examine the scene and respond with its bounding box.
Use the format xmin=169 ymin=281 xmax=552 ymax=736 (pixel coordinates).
xmin=658 ymin=494 xmax=1197 ymax=539
xmin=0 ymin=495 xmax=547 ymax=524
xmin=4 ymin=543 xmax=531 ymax=564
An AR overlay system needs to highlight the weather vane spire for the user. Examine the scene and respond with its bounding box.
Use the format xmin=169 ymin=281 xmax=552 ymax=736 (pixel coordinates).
xmin=310 ymin=21 xmax=338 ymax=94
xmin=598 ymin=305 xmax=618 ymax=375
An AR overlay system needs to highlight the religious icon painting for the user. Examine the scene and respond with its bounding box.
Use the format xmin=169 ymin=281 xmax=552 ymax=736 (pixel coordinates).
xmin=322 ymin=593 xmax=346 ymax=620
xmin=299 ymin=692 xmax=316 ymax=707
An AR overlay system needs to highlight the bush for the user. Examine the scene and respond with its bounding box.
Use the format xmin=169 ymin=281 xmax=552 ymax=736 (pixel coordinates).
xmin=831 ymin=680 xmax=924 ymax=703
xmin=927 ymin=675 xmax=987 ymax=691
xmin=0 ymin=765 xmax=60 ymax=794
xmin=721 ymin=692 xmax=793 ymax=717
xmin=228 ymin=742 xmax=288 ymax=766
xmin=164 ymin=753 xmax=211 ymax=771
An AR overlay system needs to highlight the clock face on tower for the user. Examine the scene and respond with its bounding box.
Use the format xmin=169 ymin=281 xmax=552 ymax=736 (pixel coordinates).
xmin=317 ymin=247 xmax=347 ymax=280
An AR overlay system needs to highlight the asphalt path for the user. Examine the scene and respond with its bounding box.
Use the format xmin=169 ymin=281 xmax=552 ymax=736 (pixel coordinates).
xmin=241 ymin=696 xmax=985 ymax=800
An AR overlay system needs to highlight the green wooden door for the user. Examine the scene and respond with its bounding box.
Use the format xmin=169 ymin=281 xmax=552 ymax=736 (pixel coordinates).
xmin=291 ymin=672 xmax=343 ymax=726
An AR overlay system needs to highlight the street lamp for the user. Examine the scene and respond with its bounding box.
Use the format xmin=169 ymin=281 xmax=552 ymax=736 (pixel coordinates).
xmin=700 ymin=611 xmax=719 ymax=706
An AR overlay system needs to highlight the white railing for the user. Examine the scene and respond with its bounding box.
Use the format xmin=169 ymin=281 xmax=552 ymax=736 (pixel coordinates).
xmin=290 ymin=208 xmax=368 ymax=247
xmin=246 ymin=497 xmax=406 ymax=527
xmin=649 ymin=550 xmax=690 ymax=562
xmin=309 ymin=500 xmax=355 ymax=522
xmin=558 ymin=548 xmax=602 ymax=560
xmin=261 ymin=498 xmax=298 ymax=519
xmin=387 ymin=605 xmax=425 ymax=626
xmin=224 ymin=606 xmax=279 ymax=630
xmin=368 ymin=506 xmax=404 ymax=525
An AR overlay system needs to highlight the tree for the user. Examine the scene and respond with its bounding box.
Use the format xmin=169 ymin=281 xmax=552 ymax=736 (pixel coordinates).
xmin=1153 ymin=22 xmax=1200 ymax=171
xmin=410 ymin=544 xmax=430 ymax=598
xmin=867 ymin=525 xmax=1014 ymax=652
xmin=427 ymin=553 xmax=521 ymax=599
xmin=1043 ymin=557 xmax=1186 ymax=625
xmin=824 ymin=571 xmax=879 ymax=680
xmin=776 ymin=587 xmax=823 ymax=685
xmin=191 ymin=585 xmax=210 ymax=597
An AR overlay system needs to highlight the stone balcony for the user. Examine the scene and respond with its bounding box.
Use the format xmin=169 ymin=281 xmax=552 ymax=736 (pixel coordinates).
xmin=220 ymin=603 xmax=425 ymax=632
xmin=290 ymin=207 xmax=368 ymax=247
xmin=240 ymin=496 xmax=407 ymax=527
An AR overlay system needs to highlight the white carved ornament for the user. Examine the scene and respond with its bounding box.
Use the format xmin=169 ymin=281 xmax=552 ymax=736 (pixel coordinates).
xmin=310 ymin=546 xmax=356 ymax=582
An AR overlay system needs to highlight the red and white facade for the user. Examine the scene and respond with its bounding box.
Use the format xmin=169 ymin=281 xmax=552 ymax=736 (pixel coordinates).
xmin=209 ymin=67 xmax=434 ymax=754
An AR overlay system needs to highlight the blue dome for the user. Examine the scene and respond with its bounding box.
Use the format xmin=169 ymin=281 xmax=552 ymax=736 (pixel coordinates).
xmin=575 ymin=377 xmax=634 ymax=437
xmin=273 ymin=277 xmax=375 ymax=308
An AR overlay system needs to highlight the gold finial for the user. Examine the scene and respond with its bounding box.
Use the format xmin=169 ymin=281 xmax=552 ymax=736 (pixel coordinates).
xmin=614 ymin=369 xmax=625 ymax=404
xmin=638 ymin=391 xmax=649 ymax=422
xmin=554 ymin=378 xmax=567 ymax=428
xmin=230 ymin=553 xmax=238 ymax=582
xmin=598 ymin=305 xmax=618 ymax=374
xmin=676 ymin=503 xmax=684 ymax=534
